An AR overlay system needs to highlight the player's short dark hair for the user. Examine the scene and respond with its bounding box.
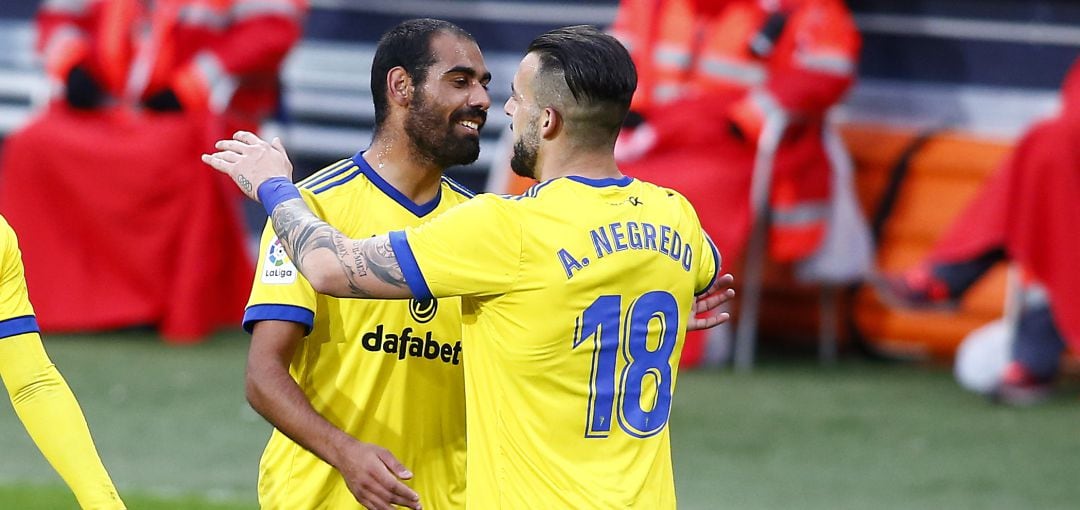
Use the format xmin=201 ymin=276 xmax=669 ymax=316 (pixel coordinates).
xmin=526 ymin=25 xmax=637 ymax=145
xmin=371 ymin=18 xmax=474 ymax=131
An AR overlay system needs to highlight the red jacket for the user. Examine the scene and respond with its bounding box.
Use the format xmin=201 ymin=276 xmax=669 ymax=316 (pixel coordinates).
xmin=0 ymin=0 xmax=304 ymax=342
xmin=613 ymin=0 xmax=860 ymax=260
xmin=930 ymin=59 xmax=1080 ymax=351
xmin=37 ymin=0 xmax=306 ymax=132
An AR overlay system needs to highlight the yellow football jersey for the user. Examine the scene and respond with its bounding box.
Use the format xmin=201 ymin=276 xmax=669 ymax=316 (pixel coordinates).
xmin=0 ymin=215 xmax=126 ymax=510
xmin=391 ymin=175 xmax=719 ymax=509
xmin=245 ymin=153 xmax=473 ymax=510
xmin=0 ymin=215 xmax=37 ymax=335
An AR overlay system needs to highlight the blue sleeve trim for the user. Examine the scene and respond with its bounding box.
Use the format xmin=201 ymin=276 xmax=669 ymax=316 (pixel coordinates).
xmin=695 ymin=232 xmax=721 ymax=297
xmin=0 ymin=315 xmax=40 ymax=340
xmin=243 ymin=304 xmax=315 ymax=335
xmin=388 ymin=230 xmax=433 ymax=301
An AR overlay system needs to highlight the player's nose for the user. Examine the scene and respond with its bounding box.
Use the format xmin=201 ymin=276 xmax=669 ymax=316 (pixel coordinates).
xmin=470 ymin=84 xmax=491 ymax=111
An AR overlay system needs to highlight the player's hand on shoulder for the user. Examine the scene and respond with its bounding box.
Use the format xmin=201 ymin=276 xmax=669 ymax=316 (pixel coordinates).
xmin=334 ymin=438 xmax=422 ymax=510
xmin=201 ymin=131 xmax=294 ymax=202
xmin=688 ymin=273 xmax=735 ymax=331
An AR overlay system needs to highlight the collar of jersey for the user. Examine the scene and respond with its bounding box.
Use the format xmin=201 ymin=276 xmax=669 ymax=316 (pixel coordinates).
xmin=563 ymin=175 xmax=634 ymax=188
xmin=352 ymin=151 xmax=443 ymax=218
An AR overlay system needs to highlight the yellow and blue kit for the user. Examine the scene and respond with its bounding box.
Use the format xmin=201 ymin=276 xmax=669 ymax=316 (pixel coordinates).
xmin=391 ymin=175 xmax=719 ymax=509
xmin=245 ymin=153 xmax=473 ymax=509
xmin=0 ymin=215 xmax=125 ymax=510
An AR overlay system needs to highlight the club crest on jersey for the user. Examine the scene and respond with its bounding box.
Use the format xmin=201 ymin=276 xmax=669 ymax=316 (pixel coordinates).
xmin=262 ymin=237 xmax=297 ymax=284
xmin=410 ymin=298 xmax=438 ymax=323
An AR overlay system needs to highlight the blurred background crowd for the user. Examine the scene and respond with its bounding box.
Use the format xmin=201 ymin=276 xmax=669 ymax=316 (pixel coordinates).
xmin=0 ymin=0 xmax=1078 ymax=507
xmin=2 ymin=0 xmax=1074 ymax=403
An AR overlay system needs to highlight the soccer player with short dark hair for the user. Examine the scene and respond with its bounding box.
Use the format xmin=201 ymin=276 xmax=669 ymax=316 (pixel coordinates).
xmin=208 ymin=25 xmax=733 ymax=509
xmin=241 ymin=18 xmax=488 ymax=510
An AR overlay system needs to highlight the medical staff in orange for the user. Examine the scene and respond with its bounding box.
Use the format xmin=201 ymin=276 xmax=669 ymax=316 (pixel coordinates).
xmin=36 ymin=0 xmax=306 ymax=133
xmin=610 ymin=0 xmax=860 ymax=366
xmin=0 ymin=0 xmax=306 ymax=342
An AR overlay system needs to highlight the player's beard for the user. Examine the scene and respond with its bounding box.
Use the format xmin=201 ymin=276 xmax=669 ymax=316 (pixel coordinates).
xmin=404 ymin=90 xmax=484 ymax=168
xmin=510 ymin=115 xmax=540 ymax=179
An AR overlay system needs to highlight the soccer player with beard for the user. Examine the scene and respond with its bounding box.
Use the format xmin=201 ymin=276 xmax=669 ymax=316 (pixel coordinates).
xmin=240 ymin=19 xmax=488 ymax=510
xmin=208 ymin=25 xmax=734 ymax=509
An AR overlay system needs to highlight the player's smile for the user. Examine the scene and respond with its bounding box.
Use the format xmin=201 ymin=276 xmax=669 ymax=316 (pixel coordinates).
xmin=457 ymin=119 xmax=480 ymax=133
xmin=451 ymin=109 xmax=486 ymax=138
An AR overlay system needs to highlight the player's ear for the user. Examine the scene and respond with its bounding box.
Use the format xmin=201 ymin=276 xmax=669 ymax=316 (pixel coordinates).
xmin=387 ymin=67 xmax=412 ymax=106
xmin=540 ymin=107 xmax=561 ymax=140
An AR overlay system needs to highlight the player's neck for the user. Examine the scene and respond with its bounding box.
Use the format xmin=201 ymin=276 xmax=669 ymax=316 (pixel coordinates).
xmin=536 ymin=147 xmax=622 ymax=182
xmin=364 ymin=137 xmax=444 ymax=204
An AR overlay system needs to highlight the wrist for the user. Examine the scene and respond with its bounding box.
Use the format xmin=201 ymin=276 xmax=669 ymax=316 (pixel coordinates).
xmin=257 ymin=177 xmax=300 ymax=215
xmin=325 ymin=431 xmax=361 ymax=468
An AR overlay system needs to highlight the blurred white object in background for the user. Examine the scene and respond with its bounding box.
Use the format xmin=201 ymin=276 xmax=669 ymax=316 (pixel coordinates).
xmin=954 ymin=319 xmax=1013 ymax=394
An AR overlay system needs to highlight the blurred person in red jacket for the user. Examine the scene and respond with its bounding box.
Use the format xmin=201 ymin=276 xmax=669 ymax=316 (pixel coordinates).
xmin=876 ymin=58 xmax=1080 ymax=406
xmin=610 ymin=0 xmax=862 ymax=366
xmin=0 ymin=0 xmax=306 ymax=342
xmin=35 ymin=0 xmax=305 ymax=133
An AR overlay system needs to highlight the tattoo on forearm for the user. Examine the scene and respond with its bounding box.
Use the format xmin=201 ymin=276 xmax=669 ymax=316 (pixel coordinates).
xmin=365 ymin=237 xmax=406 ymax=288
xmin=341 ymin=235 xmax=368 ymax=278
xmin=238 ymin=175 xmax=253 ymax=194
xmin=270 ymin=200 xmax=407 ymax=297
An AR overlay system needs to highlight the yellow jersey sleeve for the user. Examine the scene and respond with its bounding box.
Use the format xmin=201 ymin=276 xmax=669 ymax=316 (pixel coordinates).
xmin=0 ymin=334 xmax=126 ymax=510
xmin=0 ymin=215 xmax=126 ymax=509
xmin=662 ymin=189 xmax=720 ymax=295
xmin=684 ymin=195 xmax=721 ymax=295
xmin=389 ymin=194 xmax=522 ymax=300
xmin=697 ymin=230 xmax=721 ymax=294
xmin=243 ymin=214 xmax=318 ymax=333
xmin=0 ymin=216 xmax=38 ymax=336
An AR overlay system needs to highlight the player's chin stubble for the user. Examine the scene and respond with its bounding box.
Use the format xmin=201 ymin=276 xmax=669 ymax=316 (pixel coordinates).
xmin=404 ymin=92 xmax=482 ymax=168
xmin=510 ymin=131 xmax=539 ymax=179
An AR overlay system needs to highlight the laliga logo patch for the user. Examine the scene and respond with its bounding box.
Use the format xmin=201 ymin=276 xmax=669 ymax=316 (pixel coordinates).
xmin=409 ymin=298 xmax=438 ymax=323
xmin=267 ymin=238 xmax=288 ymax=266
xmin=262 ymin=237 xmax=297 ymax=284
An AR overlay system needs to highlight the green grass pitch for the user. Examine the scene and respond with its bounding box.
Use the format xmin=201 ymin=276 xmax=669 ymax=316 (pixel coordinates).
xmin=1 ymin=331 xmax=1079 ymax=509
